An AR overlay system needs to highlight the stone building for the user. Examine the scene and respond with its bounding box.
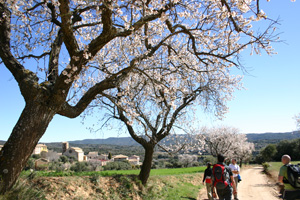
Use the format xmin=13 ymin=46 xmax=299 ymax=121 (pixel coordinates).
xmin=98 ymin=154 xmax=108 ymax=160
xmin=62 ymin=142 xmax=85 ymax=162
xmin=35 ymin=158 xmax=49 ymax=170
xmin=87 ymin=151 xmax=98 ymax=159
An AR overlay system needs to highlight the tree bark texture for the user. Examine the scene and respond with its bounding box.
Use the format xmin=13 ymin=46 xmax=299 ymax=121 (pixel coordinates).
xmin=0 ymin=103 xmax=55 ymax=193
xmin=139 ymin=145 xmax=154 ymax=185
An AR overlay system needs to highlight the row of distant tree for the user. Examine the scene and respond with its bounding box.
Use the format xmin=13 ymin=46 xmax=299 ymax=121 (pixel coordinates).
xmin=255 ymin=138 xmax=300 ymax=163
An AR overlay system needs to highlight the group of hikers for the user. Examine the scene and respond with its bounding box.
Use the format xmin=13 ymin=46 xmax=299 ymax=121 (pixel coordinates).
xmin=202 ymin=154 xmax=300 ymax=200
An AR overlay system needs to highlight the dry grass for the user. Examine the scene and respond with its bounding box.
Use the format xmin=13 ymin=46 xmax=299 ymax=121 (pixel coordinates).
xmin=6 ymin=172 xmax=204 ymax=200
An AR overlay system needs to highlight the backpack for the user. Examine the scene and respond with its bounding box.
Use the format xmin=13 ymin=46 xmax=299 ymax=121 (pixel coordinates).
xmin=284 ymin=164 xmax=300 ymax=188
xmin=212 ymin=164 xmax=231 ymax=189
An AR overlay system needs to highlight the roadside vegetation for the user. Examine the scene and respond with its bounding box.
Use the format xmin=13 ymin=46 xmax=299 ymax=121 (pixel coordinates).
xmin=264 ymin=161 xmax=300 ymax=178
xmin=1 ymin=167 xmax=206 ymax=200
xmin=255 ymin=138 xmax=300 ymax=164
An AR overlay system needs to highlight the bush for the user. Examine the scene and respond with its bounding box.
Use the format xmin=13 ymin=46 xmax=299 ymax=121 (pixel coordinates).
xmin=70 ymin=162 xmax=91 ymax=172
xmin=262 ymin=162 xmax=270 ymax=173
xmin=59 ymin=155 xmax=69 ymax=163
xmin=90 ymin=174 xmax=101 ymax=185
xmin=48 ymin=161 xmax=71 ymax=172
xmin=103 ymin=161 xmax=132 ymax=171
xmin=255 ymin=155 xmax=265 ymax=164
xmin=203 ymin=156 xmax=217 ymax=165
xmin=23 ymin=158 xmax=35 ymax=171
xmin=31 ymin=154 xmax=41 ymax=159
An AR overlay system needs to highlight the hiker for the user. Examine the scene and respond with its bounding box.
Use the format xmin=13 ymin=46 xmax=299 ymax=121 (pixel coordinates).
xmin=278 ymin=154 xmax=300 ymax=200
xmin=202 ymin=162 xmax=215 ymax=200
xmin=212 ymin=154 xmax=237 ymax=200
xmin=229 ymin=158 xmax=240 ymax=200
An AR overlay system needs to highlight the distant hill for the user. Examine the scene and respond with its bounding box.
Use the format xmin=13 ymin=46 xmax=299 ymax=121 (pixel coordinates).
xmin=65 ymin=131 xmax=300 ymax=146
xmin=246 ymin=131 xmax=300 ymax=142
xmin=68 ymin=137 xmax=139 ymax=146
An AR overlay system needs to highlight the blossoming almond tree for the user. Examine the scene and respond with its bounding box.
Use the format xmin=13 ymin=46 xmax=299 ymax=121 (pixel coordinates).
xmin=0 ymin=0 xmax=193 ymax=193
xmin=0 ymin=0 xmax=281 ymax=193
xmin=82 ymin=0 xmax=279 ymax=185
xmin=234 ymin=141 xmax=255 ymax=167
xmin=203 ymin=126 xmax=241 ymax=157
xmin=202 ymin=126 xmax=254 ymax=166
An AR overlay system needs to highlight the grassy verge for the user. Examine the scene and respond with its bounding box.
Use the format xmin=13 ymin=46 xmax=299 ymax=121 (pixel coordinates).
xmin=4 ymin=167 xmax=206 ymax=200
xmin=264 ymin=161 xmax=300 ymax=182
xmin=268 ymin=161 xmax=300 ymax=173
xmin=145 ymin=174 xmax=203 ymax=200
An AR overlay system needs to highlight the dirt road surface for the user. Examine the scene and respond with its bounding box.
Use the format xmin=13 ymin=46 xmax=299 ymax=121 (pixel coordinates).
xmin=197 ymin=166 xmax=281 ymax=200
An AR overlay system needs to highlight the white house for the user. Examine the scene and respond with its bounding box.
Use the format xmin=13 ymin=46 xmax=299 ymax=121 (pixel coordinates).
xmin=129 ymin=155 xmax=141 ymax=165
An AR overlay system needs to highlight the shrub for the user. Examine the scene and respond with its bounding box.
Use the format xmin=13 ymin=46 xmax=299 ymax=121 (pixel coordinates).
xmin=70 ymin=162 xmax=91 ymax=172
xmin=31 ymin=154 xmax=41 ymax=159
xmin=59 ymin=155 xmax=69 ymax=163
xmin=23 ymin=158 xmax=35 ymax=171
xmin=262 ymin=162 xmax=270 ymax=173
xmin=90 ymin=174 xmax=101 ymax=185
xmin=103 ymin=161 xmax=132 ymax=171
xmin=203 ymin=156 xmax=217 ymax=165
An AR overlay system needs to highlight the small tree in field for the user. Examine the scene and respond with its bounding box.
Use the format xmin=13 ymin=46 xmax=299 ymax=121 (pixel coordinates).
xmin=0 ymin=0 xmax=280 ymax=192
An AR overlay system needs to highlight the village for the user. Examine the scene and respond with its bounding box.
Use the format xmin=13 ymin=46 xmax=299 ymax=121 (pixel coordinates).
xmin=0 ymin=142 xmax=141 ymax=171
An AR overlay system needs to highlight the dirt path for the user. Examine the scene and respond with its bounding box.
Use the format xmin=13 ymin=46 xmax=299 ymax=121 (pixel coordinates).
xmin=197 ymin=166 xmax=281 ymax=200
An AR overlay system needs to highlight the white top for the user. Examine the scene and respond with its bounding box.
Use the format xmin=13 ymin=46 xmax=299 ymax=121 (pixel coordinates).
xmin=229 ymin=163 xmax=240 ymax=177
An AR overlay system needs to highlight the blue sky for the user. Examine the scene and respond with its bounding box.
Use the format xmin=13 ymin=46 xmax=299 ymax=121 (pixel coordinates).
xmin=1 ymin=1 xmax=299 ymax=142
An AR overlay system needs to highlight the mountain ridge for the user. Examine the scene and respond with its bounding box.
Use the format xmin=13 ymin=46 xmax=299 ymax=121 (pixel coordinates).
xmin=67 ymin=131 xmax=300 ymax=146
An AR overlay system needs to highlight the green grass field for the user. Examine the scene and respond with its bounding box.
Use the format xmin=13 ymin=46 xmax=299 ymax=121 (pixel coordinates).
xmin=21 ymin=166 xmax=206 ymax=177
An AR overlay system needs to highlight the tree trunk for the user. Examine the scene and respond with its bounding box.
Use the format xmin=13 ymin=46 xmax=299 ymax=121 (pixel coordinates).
xmin=239 ymin=159 xmax=243 ymax=168
xmin=139 ymin=145 xmax=154 ymax=185
xmin=0 ymin=102 xmax=55 ymax=194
